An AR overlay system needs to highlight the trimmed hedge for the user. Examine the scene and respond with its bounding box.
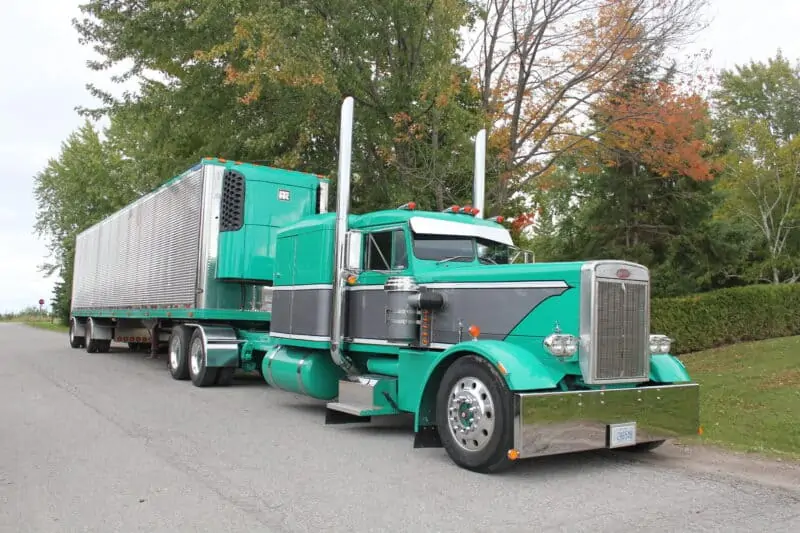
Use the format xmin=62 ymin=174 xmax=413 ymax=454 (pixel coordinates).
xmin=651 ymin=283 xmax=800 ymax=355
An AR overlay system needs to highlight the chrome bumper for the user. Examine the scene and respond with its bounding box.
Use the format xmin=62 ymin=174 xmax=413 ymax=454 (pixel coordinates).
xmin=513 ymin=383 xmax=700 ymax=458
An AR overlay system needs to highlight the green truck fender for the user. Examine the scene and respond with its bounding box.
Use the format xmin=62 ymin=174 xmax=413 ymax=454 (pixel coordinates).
xmin=408 ymin=340 xmax=565 ymax=432
xmin=649 ymin=353 xmax=692 ymax=383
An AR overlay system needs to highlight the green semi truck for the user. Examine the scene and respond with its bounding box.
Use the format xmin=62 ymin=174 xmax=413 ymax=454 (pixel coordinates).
xmin=68 ymin=97 xmax=700 ymax=473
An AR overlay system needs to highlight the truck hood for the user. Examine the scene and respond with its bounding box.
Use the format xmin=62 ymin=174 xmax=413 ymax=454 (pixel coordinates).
xmin=413 ymin=261 xmax=585 ymax=287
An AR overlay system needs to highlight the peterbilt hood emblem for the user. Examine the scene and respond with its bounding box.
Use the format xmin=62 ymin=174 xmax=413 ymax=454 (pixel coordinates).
xmin=616 ymin=268 xmax=630 ymax=279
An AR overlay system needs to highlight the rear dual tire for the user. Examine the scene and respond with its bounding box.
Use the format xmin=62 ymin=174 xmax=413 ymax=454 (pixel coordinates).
xmin=175 ymin=327 xmax=235 ymax=387
xmin=84 ymin=320 xmax=111 ymax=353
xmin=168 ymin=326 xmax=192 ymax=380
xmin=436 ymin=355 xmax=516 ymax=474
xmin=68 ymin=318 xmax=85 ymax=349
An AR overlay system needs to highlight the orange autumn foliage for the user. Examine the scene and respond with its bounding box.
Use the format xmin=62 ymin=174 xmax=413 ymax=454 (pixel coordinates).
xmin=589 ymin=80 xmax=721 ymax=181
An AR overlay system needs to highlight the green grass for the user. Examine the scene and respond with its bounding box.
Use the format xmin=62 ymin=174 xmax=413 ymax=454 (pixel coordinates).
xmin=680 ymin=335 xmax=800 ymax=460
xmin=20 ymin=319 xmax=68 ymax=333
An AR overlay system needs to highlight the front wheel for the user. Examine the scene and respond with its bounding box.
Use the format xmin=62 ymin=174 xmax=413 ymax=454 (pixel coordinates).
xmin=436 ymin=355 xmax=516 ymax=473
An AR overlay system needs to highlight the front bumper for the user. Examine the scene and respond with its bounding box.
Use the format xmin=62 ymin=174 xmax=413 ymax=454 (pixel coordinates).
xmin=513 ymin=383 xmax=700 ymax=458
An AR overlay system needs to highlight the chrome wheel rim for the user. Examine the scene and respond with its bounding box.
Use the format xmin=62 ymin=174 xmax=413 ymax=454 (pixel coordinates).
xmin=190 ymin=338 xmax=202 ymax=376
xmin=169 ymin=336 xmax=181 ymax=370
xmin=447 ymin=376 xmax=496 ymax=452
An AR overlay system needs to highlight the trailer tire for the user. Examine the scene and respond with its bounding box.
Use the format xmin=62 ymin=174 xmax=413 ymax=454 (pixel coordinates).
xmin=188 ymin=328 xmax=218 ymax=387
xmin=435 ymin=354 xmax=515 ymax=474
xmin=168 ymin=326 xmax=192 ymax=380
xmin=69 ymin=318 xmax=85 ymax=349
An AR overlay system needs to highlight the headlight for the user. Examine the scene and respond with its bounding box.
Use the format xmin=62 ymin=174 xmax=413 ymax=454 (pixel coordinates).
xmin=543 ymin=334 xmax=579 ymax=357
xmin=649 ymin=334 xmax=672 ymax=354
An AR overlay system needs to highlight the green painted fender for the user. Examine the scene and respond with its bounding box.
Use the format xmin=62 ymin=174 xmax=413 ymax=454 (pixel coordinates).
xmin=412 ymin=340 xmax=565 ymax=432
xmin=649 ymin=354 xmax=692 ymax=383
xmin=436 ymin=340 xmax=565 ymax=391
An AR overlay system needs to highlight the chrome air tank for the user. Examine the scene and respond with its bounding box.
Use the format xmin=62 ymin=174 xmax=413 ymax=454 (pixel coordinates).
xmin=384 ymin=276 xmax=420 ymax=343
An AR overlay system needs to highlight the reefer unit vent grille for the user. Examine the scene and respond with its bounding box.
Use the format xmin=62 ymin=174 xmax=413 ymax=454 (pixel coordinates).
xmin=220 ymin=169 xmax=245 ymax=232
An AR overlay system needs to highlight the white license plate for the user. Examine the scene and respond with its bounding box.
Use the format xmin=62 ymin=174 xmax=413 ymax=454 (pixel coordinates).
xmin=609 ymin=422 xmax=637 ymax=448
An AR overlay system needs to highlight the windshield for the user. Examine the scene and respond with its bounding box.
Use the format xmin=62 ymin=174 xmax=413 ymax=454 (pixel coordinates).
xmin=412 ymin=235 xmax=512 ymax=264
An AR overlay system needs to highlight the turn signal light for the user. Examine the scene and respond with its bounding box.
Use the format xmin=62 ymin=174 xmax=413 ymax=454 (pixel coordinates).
xmin=346 ymin=274 xmax=358 ymax=286
xmin=468 ymin=324 xmax=480 ymax=340
xmin=507 ymin=449 xmax=520 ymax=460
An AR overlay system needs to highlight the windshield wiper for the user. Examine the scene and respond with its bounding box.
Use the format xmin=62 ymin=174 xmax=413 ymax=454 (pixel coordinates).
xmin=436 ymin=255 xmax=474 ymax=264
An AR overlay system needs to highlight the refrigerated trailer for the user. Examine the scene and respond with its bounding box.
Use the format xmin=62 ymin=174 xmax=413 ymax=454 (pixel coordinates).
xmin=68 ymin=97 xmax=700 ymax=473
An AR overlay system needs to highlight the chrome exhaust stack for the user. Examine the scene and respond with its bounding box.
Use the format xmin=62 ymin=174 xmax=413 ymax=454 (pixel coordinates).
xmin=330 ymin=96 xmax=356 ymax=373
xmin=473 ymin=129 xmax=486 ymax=218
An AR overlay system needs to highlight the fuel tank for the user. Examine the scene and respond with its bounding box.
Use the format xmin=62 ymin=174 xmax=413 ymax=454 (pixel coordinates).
xmin=261 ymin=345 xmax=345 ymax=400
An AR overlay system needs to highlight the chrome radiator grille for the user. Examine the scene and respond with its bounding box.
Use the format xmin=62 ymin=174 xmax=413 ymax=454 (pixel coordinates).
xmin=594 ymin=279 xmax=649 ymax=380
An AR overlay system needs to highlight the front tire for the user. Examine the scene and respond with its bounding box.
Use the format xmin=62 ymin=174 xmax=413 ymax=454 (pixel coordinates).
xmin=188 ymin=328 xmax=218 ymax=387
xmin=436 ymin=355 xmax=516 ymax=473
xmin=168 ymin=326 xmax=192 ymax=380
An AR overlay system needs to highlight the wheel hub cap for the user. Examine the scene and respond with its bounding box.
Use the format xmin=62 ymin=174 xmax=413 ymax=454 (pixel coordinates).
xmin=447 ymin=376 xmax=495 ymax=452
xmin=190 ymin=340 xmax=201 ymax=375
xmin=169 ymin=338 xmax=180 ymax=369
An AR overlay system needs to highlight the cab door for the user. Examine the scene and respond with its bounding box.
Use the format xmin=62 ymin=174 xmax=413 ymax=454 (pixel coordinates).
xmin=347 ymin=226 xmax=410 ymax=342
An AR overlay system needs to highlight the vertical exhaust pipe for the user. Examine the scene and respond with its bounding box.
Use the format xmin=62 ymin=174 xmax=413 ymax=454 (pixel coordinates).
xmin=330 ymin=96 xmax=356 ymax=373
xmin=473 ymin=129 xmax=486 ymax=218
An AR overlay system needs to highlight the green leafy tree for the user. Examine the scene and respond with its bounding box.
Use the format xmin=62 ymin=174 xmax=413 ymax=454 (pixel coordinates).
xmin=32 ymin=121 xmax=137 ymax=323
xmin=712 ymin=52 xmax=800 ymax=284
xmin=199 ymin=0 xmax=486 ymax=212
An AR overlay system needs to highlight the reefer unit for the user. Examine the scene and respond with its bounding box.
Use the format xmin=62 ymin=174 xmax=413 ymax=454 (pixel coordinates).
xmin=70 ymin=158 xmax=328 ymax=319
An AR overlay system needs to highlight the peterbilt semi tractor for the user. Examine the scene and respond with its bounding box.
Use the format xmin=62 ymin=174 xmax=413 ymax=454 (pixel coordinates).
xmin=68 ymin=97 xmax=700 ymax=473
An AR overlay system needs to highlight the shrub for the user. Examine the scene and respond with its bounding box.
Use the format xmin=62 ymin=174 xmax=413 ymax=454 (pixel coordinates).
xmin=651 ymin=283 xmax=800 ymax=354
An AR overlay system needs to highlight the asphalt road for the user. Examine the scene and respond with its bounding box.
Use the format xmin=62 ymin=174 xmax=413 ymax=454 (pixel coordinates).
xmin=1 ymin=322 xmax=799 ymax=533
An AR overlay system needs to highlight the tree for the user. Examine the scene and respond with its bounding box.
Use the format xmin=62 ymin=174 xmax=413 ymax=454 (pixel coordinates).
xmin=461 ymin=0 xmax=710 ymax=220
xmin=32 ymin=121 xmax=137 ymax=322
xmin=198 ymin=0 xmax=486 ymax=212
xmin=529 ymin=59 xmax=742 ymax=297
xmin=712 ymin=52 xmax=800 ymax=284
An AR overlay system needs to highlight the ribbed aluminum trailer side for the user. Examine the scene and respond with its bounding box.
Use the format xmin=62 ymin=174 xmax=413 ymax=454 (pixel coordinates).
xmin=70 ymin=165 xmax=208 ymax=311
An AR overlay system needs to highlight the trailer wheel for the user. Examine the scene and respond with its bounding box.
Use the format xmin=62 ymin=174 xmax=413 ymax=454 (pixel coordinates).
xmin=435 ymin=355 xmax=515 ymax=474
xmin=168 ymin=326 xmax=192 ymax=380
xmin=69 ymin=318 xmax=85 ymax=349
xmin=188 ymin=328 xmax=218 ymax=387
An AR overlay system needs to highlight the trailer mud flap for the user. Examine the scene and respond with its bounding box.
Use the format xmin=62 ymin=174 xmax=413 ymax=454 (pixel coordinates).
xmin=512 ymin=383 xmax=700 ymax=458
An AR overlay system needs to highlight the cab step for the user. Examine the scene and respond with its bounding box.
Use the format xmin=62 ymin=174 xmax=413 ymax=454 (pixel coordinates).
xmin=325 ymin=374 xmax=400 ymax=424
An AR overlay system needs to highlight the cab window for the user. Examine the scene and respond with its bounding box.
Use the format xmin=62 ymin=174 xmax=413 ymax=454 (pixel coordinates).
xmin=365 ymin=229 xmax=408 ymax=271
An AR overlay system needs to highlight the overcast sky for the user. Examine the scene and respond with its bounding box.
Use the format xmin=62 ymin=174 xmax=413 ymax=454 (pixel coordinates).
xmin=1 ymin=0 xmax=799 ymax=314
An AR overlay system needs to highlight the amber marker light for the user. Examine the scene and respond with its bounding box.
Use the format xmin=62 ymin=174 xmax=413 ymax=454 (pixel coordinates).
xmin=698 ymin=426 xmax=704 ymax=436
xmin=496 ymin=362 xmax=508 ymax=375
xmin=507 ymin=449 xmax=520 ymax=460
xmin=468 ymin=324 xmax=480 ymax=340
xmin=346 ymin=274 xmax=358 ymax=286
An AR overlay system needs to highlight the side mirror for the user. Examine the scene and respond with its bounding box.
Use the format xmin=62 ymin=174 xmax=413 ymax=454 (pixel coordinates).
xmin=345 ymin=231 xmax=363 ymax=270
